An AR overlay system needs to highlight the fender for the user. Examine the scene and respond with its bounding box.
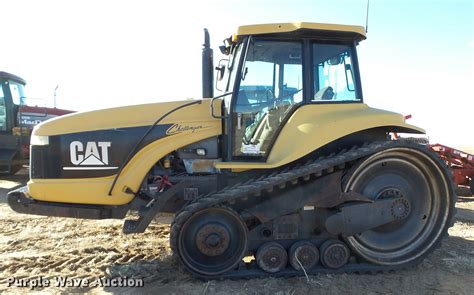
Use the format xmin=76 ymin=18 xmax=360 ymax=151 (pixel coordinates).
xmin=216 ymin=103 xmax=424 ymax=170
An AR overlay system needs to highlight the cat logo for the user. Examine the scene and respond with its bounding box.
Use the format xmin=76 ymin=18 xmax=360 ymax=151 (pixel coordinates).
xmin=63 ymin=141 xmax=117 ymax=170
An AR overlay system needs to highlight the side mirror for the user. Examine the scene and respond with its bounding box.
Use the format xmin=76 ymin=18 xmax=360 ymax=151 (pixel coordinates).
xmin=216 ymin=59 xmax=228 ymax=81
xmin=215 ymin=59 xmax=229 ymax=91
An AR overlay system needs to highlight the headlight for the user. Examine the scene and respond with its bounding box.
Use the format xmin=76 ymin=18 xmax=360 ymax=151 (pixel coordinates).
xmin=30 ymin=135 xmax=49 ymax=146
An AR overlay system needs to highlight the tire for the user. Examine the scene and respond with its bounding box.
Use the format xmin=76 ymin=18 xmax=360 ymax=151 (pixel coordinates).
xmin=343 ymin=144 xmax=455 ymax=266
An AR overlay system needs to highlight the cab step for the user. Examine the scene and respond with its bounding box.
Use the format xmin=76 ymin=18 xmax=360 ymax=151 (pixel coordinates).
xmin=122 ymin=181 xmax=189 ymax=234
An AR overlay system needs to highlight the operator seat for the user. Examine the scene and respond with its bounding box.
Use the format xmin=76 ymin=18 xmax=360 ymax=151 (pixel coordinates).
xmin=242 ymin=103 xmax=292 ymax=154
xmin=314 ymin=86 xmax=334 ymax=100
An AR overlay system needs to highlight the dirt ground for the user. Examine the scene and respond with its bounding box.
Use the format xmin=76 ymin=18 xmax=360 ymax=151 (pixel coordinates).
xmin=1 ymin=169 xmax=473 ymax=294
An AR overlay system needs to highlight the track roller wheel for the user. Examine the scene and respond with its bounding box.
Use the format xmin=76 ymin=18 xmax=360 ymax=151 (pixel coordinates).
xmin=256 ymin=242 xmax=288 ymax=273
xmin=343 ymin=146 xmax=455 ymax=266
xmin=320 ymin=240 xmax=350 ymax=269
xmin=177 ymin=207 xmax=248 ymax=276
xmin=289 ymin=241 xmax=319 ymax=271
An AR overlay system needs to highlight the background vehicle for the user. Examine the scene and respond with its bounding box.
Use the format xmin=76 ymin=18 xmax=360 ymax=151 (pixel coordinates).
xmin=8 ymin=23 xmax=456 ymax=279
xmin=0 ymin=72 xmax=73 ymax=174
xmin=430 ymin=143 xmax=474 ymax=195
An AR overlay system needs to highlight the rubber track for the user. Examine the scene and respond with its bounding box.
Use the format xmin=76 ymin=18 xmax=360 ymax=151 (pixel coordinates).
xmin=169 ymin=140 xmax=457 ymax=280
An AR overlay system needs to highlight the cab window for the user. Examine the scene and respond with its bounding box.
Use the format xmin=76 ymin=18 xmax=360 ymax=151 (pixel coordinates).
xmin=232 ymin=40 xmax=303 ymax=157
xmin=312 ymin=43 xmax=359 ymax=102
xmin=0 ymin=85 xmax=6 ymax=131
xmin=9 ymin=81 xmax=25 ymax=105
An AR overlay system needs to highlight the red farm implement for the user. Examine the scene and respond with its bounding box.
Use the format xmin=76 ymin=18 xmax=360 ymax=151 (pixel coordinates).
xmin=429 ymin=144 xmax=474 ymax=195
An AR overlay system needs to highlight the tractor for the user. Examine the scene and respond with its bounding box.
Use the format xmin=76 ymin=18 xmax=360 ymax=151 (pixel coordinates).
xmin=0 ymin=72 xmax=72 ymax=174
xmin=8 ymin=22 xmax=455 ymax=279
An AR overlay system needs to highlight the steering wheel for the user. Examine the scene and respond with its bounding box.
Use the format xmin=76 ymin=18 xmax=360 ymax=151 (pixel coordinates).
xmin=265 ymin=88 xmax=275 ymax=102
xmin=276 ymin=87 xmax=303 ymax=106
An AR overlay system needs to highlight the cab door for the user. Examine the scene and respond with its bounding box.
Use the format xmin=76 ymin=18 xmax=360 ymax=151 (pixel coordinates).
xmin=0 ymin=79 xmax=21 ymax=173
xmin=229 ymin=39 xmax=304 ymax=160
xmin=0 ymin=81 xmax=8 ymax=133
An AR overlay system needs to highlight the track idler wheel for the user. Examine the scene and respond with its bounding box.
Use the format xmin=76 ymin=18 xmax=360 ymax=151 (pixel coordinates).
xmin=289 ymin=241 xmax=319 ymax=271
xmin=320 ymin=240 xmax=350 ymax=269
xmin=256 ymin=242 xmax=288 ymax=273
xmin=177 ymin=207 xmax=248 ymax=276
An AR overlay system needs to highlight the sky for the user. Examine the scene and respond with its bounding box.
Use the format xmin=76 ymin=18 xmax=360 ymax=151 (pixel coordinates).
xmin=1 ymin=0 xmax=473 ymax=146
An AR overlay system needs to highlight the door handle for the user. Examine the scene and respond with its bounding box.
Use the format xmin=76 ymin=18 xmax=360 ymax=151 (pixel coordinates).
xmin=210 ymin=92 xmax=232 ymax=119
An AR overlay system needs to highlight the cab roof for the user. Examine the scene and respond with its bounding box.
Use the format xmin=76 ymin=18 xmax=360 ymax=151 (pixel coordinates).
xmin=236 ymin=22 xmax=366 ymax=42
xmin=0 ymin=71 xmax=26 ymax=85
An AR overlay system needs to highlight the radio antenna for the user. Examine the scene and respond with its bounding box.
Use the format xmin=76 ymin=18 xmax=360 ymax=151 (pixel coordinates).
xmin=365 ymin=0 xmax=370 ymax=33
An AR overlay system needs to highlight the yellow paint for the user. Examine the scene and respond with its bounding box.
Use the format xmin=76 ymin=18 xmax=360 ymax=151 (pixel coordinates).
xmin=27 ymin=125 xmax=221 ymax=205
xmin=33 ymin=99 xmax=218 ymax=136
xmin=27 ymin=94 xmax=425 ymax=206
xmin=215 ymin=104 xmax=424 ymax=170
xmin=28 ymin=99 xmax=221 ymax=205
xmin=236 ymin=22 xmax=366 ymax=40
xmin=27 ymin=100 xmax=424 ymax=205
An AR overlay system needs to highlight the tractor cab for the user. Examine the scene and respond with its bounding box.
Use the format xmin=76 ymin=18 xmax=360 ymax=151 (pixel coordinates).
xmin=0 ymin=72 xmax=27 ymax=173
xmin=210 ymin=23 xmax=365 ymax=161
xmin=0 ymin=72 xmax=26 ymax=134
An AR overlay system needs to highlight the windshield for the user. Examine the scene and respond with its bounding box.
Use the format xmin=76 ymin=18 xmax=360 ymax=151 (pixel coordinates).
xmin=231 ymin=39 xmax=304 ymax=158
xmin=9 ymin=80 xmax=26 ymax=105
xmin=237 ymin=39 xmax=303 ymax=113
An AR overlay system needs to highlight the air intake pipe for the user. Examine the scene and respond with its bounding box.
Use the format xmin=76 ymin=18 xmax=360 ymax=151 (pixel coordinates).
xmin=202 ymin=28 xmax=214 ymax=98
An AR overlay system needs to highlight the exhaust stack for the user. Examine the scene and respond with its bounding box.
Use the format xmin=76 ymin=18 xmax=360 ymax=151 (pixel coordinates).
xmin=202 ymin=28 xmax=214 ymax=98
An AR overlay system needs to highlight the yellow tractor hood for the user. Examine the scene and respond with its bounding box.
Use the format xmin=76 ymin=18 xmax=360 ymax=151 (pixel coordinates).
xmin=32 ymin=99 xmax=216 ymax=136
